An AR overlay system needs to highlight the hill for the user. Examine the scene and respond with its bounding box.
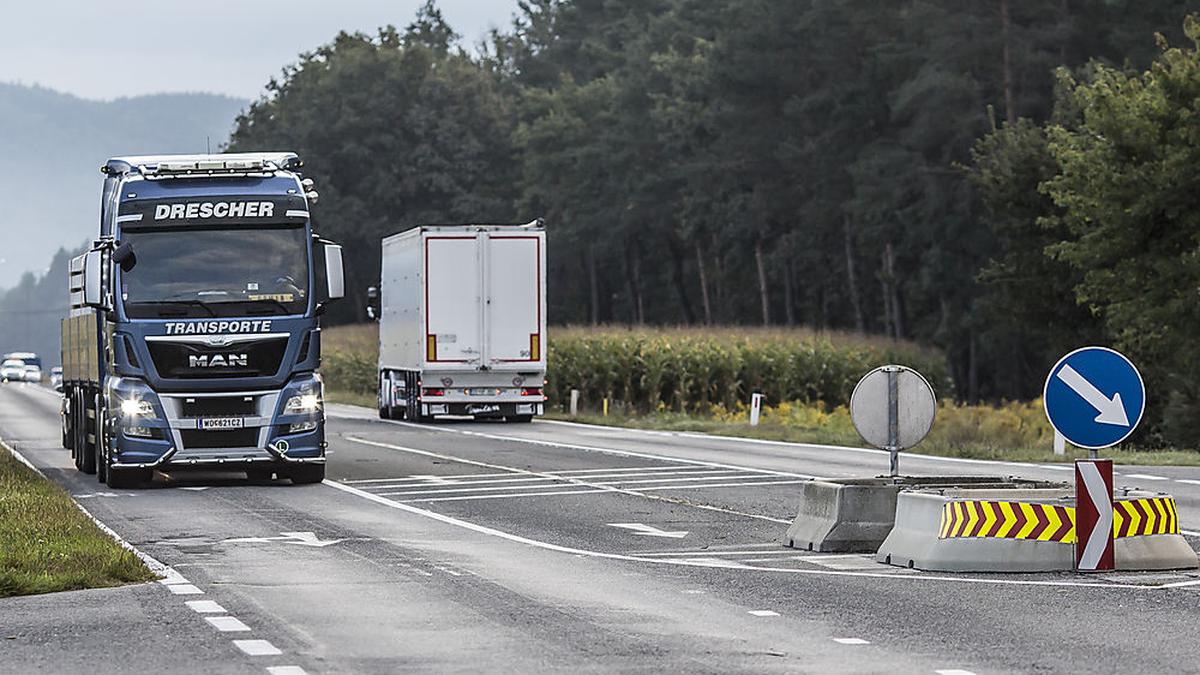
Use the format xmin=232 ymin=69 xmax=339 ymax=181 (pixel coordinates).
xmin=0 ymin=83 xmax=247 ymax=290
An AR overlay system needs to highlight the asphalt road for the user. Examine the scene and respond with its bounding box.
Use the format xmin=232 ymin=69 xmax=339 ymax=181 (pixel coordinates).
xmin=2 ymin=381 xmax=1200 ymax=674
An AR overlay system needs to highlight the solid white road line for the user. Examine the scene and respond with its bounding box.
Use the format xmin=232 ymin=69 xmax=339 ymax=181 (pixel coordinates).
xmin=935 ymin=670 xmax=978 ymax=675
xmin=636 ymin=549 xmax=799 ymax=558
xmin=747 ymin=610 xmax=780 ymax=617
xmin=403 ymin=489 xmax=606 ymax=503
xmin=205 ymin=616 xmax=251 ymax=632
xmin=1179 ymin=529 xmax=1200 ymax=537
xmin=1124 ymin=473 xmax=1168 ymax=481
xmin=185 ymin=600 xmax=226 ymax=614
xmin=233 ymin=640 xmax=283 ymax=656
xmin=833 ymin=638 xmax=870 ymax=645
xmin=267 ymin=667 xmax=308 ymax=675
xmin=645 ymin=479 xmax=809 ymax=491
xmin=345 ymin=436 xmax=792 ymax=524
xmin=364 ymin=421 xmax=818 ymax=479
xmin=320 ymin=479 xmax=1172 ymax=590
xmin=1175 ymin=479 xmax=1200 ymax=486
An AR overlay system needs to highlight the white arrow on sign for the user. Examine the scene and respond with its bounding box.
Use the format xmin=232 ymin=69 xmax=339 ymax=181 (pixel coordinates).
xmin=1056 ymin=364 xmax=1130 ymax=427
xmin=222 ymin=531 xmax=344 ymax=548
xmin=607 ymin=523 xmax=689 ymax=538
xmin=1078 ymin=462 xmax=1114 ymax=570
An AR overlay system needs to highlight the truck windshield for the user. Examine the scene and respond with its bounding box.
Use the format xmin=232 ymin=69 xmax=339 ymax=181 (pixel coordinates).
xmin=120 ymin=226 xmax=309 ymax=319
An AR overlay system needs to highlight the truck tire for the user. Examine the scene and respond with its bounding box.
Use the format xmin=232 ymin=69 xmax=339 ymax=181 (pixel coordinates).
xmin=289 ymin=464 xmax=325 ymax=485
xmin=505 ymin=415 xmax=534 ymax=424
xmin=106 ymin=467 xmax=151 ymax=489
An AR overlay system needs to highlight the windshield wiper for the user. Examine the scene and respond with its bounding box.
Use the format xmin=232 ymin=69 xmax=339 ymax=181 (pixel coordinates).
xmin=136 ymin=300 xmax=218 ymax=318
xmin=223 ymin=298 xmax=296 ymax=316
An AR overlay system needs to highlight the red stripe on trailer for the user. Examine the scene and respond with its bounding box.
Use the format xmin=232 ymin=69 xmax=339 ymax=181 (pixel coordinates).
xmin=1075 ymin=459 xmax=1114 ymax=572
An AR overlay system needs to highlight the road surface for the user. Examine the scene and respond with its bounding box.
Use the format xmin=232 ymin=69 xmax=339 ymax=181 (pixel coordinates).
xmin=2 ymin=382 xmax=1198 ymax=674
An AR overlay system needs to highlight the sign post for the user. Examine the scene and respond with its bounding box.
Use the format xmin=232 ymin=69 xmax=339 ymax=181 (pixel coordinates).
xmin=849 ymin=365 xmax=936 ymax=478
xmin=1043 ymin=346 xmax=1144 ymax=573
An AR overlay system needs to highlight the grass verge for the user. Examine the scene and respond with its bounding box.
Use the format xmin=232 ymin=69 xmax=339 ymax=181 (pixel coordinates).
xmin=543 ymin=409 xmax=1200 ymax=467
xmin=0 ymin=443 xmax=154 ymax=598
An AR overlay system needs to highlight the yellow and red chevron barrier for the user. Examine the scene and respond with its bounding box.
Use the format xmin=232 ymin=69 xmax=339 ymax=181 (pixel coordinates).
xmin=938 ymin=497 xmax=1179 ymax=543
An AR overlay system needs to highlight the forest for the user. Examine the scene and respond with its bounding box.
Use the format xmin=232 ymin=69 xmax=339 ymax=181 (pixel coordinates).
xmin=230 ymin=1 xmax=1200 ymax=445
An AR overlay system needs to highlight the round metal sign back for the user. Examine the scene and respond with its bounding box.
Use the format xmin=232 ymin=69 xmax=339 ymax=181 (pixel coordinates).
xmin=849 ymin=365 xmax=937 ymax=451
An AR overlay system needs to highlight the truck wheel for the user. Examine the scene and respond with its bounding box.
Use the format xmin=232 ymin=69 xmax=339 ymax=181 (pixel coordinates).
xmin=505 ymin=415 xmax=534 ymax=424
xmin=289 ymin=464 xmax=325 ymax=485
xmin=106 ymin=467 xmax=151 ymax=489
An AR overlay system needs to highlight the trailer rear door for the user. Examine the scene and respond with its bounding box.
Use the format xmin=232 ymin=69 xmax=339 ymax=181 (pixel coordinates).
xmin=425 ymin=235 xmax=482 ymax=366
xmin=484 ymin=233 xmax=544 ymax=369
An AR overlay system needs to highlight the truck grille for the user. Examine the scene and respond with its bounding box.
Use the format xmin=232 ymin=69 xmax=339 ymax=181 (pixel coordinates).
xmin=179 ymin=428 xmax=259 ymax=449
xmin=147 ymin=338 xmax=287 ymax=379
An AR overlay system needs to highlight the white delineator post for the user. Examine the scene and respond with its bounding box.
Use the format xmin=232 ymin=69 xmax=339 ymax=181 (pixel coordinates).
xmin=749 ymin=393 xmax=764 ymax=426
xmin=570 ymin=389 xmax=580 ymax=416
xmin=1054 ymin=430 xmax=1066 ymax=456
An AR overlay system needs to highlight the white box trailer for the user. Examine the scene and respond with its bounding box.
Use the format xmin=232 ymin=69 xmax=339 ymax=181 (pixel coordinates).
xmin=376 ymin=223 xmax=547 ymax=422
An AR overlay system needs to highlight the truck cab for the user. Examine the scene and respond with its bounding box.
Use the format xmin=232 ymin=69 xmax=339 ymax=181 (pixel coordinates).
xmin=61 ymin=153 xmax=344 ymax=487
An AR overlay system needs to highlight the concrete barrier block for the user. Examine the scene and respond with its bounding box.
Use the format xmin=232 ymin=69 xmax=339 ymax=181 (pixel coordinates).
xmin=877 ymin=487 xmax=1199 ymax=573
xmin=784 ymin=476 xmax=1065 ymax=554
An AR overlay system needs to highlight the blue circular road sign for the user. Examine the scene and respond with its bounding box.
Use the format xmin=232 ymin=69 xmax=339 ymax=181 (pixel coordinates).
xmin=1043 ymin=346 xmax=1145 ymax=450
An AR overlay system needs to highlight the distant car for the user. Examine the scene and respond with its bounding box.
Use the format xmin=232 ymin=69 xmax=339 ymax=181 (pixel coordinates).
xmin=23 ymin=364 xmax=42 ymax=383
xmin=0 ymin=359 xmax=25 ymax=382
xmin=50 ymin=366 xmax=63 ymax=391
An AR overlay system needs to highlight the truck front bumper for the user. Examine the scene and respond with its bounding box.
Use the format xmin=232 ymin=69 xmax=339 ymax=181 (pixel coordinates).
xmin=108 ymin=376 xmax=326 ymax=470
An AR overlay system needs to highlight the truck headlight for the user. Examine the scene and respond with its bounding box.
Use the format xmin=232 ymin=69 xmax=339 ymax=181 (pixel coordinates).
xmin=284 ymin=393 xmax=322 ymax=414
xmin=120 ymin=397 xmax=155 ymax=417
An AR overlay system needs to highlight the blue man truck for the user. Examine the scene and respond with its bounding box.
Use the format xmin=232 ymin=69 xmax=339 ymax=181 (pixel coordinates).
xmin=60 ymin=153 xmax=344 ymax=488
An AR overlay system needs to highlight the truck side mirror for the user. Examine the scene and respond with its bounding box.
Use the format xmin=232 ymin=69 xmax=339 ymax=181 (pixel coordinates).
xmin=82 ymin=249 xmax=109 ymax=310
xmin=323 ymin=243 xmax=344 ymax=301
xmin=366 ymin=286 xmax=380 ymax=321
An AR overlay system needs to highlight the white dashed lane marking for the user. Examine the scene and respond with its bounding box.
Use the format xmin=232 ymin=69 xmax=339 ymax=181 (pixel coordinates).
xmin=166 ymin=583 xmax=204 ymax=595
xmin=1125 ymin=474 xmax=1168 ymax=481
xmin=206 ymin=616 xmax=252 ymax=632
xmin=185 ymin=600 xmax=226 ymax=614
xmin=234 ymin=639 xmax=284 ymax=656
xmin=747 ymin=610 xmax=779 ymax=617
xmin=935 ymin=670 xmax=978 ymax=675
xmin=267 ymin=667 xmax=308 ymax=675
xmin=833 ymin=638 xmax=870 ymax=645
xmin=1175 ymin=479 xmax=1200 ymax=486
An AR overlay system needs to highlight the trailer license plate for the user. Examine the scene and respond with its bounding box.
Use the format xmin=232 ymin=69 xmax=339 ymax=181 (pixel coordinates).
xmin=469 ymin=404 xmax=500 ymax=414
xmin=201 ymin=417 xmax=245 ymax=430
xmin=467 ymin=388 xmax=501 ymax=396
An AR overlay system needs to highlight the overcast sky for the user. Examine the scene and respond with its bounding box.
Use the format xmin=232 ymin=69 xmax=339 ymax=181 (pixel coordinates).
xmin=0 ymin=0 xmax=521 ymax=100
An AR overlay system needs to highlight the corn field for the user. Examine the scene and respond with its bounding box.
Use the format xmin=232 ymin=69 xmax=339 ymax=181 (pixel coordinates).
xmin=546 ymin=327 xmax=950 ymax=413
xmin=320 ymin=324 xmax=950 ymax=413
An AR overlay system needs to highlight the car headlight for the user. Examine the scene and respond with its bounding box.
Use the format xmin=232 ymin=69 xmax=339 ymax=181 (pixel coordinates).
xmin=284 ymin=393 xmax=322 ymax=414
xmin=120 ymin=397 xmax=155 ymax=417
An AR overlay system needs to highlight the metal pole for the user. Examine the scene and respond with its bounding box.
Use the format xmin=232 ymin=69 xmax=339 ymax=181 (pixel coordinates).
xmin=887 ymin=368 xmax=899 ymax=478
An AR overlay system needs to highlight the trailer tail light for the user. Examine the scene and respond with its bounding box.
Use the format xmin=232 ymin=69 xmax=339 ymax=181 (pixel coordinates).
xmin=530 ymin=334 xmax=540 ymax=361
xmin=426 ymin=334 xmax=437 ymax=361
xmin=422 ymin=388 xmax=446 ymax=397
xmin=521 ymin=387 xmax=543 ymax=397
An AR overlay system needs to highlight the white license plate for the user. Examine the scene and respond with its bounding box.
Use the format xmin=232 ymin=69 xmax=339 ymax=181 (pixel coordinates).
xmin=201 ymin=417 xmax=245 ymax=430
xmin=467 ymin=388 xmax=502 ymax=396
xmin=468 ymin=404 xmax=500 ymax=414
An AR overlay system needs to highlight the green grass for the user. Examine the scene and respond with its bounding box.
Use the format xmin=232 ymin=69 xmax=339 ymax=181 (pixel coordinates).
xmin=326 ymin=390 xmax=377 ymax=408
xmin=546 ymin=406 xmax=1200 ymax=467
xmin=0 ymin=443 xmax=154 ymax=597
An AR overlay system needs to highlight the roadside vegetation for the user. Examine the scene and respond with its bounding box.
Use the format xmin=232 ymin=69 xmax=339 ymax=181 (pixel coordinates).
xmin=0 ymin=444 xmax=153 ymax=597
xmin=321 ymin=324 xmax=1198 ymax=465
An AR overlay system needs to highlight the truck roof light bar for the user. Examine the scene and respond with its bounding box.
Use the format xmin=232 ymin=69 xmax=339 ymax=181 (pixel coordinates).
xmin=101 ymin=153 xmax=303 ymax=177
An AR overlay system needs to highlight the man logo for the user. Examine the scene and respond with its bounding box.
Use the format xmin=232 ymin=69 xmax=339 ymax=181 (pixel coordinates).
xmin=189 ymin=354 xmax=248 ymax=368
